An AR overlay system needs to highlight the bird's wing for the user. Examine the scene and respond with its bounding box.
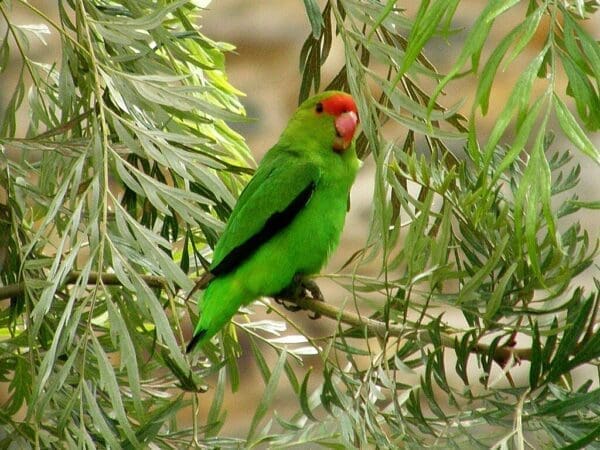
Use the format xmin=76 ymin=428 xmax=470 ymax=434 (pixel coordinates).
xmin=210 ymin=150 xmax=321 ymax=277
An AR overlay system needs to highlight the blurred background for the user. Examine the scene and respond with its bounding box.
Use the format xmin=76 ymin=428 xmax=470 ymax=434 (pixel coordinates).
xmin=1 ymin=0 xmax=598 ymax=438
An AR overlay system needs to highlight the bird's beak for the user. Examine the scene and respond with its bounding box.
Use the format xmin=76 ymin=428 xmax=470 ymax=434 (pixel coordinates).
xmin=333 ymin=111 xmax=359 ymax=152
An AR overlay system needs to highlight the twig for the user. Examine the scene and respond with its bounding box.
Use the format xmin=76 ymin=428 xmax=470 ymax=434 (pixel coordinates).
xmin=32 ymin=108 xmax=95 ymax=140
xmin=0 ymin=271 xmax=532 ymax=364
xmin=291 ymin=295 xmax=532 ymax=363
xmin=0 ymin=270 xmax=167 ymax=300
xmin=0 ymin=282 xmax=25 ymax=300
xmin=65 ymin=270 xmax=167 ymax=289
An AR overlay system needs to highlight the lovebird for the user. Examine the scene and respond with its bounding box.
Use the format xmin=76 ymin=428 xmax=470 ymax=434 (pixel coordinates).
xmin=186 ymin=91 xmax=360 ymax=352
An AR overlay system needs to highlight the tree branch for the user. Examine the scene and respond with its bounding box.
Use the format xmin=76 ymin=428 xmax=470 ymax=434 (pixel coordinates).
xmin=0 ymin=270 xmax=167 ymax=300
xmin=290 ymin=295 xmax=532 ymax=365
xmin=0 ymin=271 xmax=531 ymax=365
xmin=0 ymin=282 xmax=25 ymax=300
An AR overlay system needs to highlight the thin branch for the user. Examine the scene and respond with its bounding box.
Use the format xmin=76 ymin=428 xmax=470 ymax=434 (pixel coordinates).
xmin=0 ymin=282 xmax=25 ymax=300
xmin=31 ymin=108 xmax=95 ymax=140
xmin=65 ymin=270 xmax=168 ymax=289
xmin=0 ymin=271 xmax=532 ymax=365
xmin=291 ymin=295 xmax=532 ymax=364
xmin=0 ymin=270 xmax=167 ymax=300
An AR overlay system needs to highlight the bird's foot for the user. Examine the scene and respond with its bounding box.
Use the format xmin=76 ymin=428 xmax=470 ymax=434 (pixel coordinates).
xmin=298 ymin=278 xmax=324 ymax=319
xmin=274 ymin=275 xmax=324 ymax=319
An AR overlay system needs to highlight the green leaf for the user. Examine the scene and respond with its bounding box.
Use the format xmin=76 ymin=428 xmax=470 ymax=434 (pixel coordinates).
xmin=398 ymin=0 xmax=458 ymax=78
xmin=474 ymin=25 xmax=519 ymax=115
xmin=484 ymin=263 xmax=517 ymax=320
xmin=535 ymin=386 xmax=600 ymax=417
xmin=560 ymin=423 xmax=600 ymax=450
xmin=91 ymin=334 xmax=140 ymax=446
xmin=376 ymin=102 xmax=465 ymax=140
xmin=82 ymin=382 xmax=121 ymax=449
xmin=490 ymin=92 xmax=547 ymax=186
xmin=300 ymin=367 xmax=318 ymax=421
xmin=546 ymin=292 xmax=593 ymax=382
xmin=106 ymin=298 xmax=143 ymax=417
xmin=206 ymin=365 xmax=227 ymax=437
xmin=303 ymin=0 xmax=324 ymax=38
xmin=0 ymin=31 xmax=10 ymax=74
xmin=567 ymin=199 xmax=600 ymax=210
xmin=247 ymin=350 xmax=287 ymax=443
xmin=503 ymin=5 xmax=544 ymax=68
xmin=130 ymin=396 xmax=186 ymax=447
xmin=458 ymin=236 xmax=509 ymax=303
xmin=529 ymin=322 xmax=542 ymax=388
xmin=428 ymin=0 xmax=521 ymax=114
xmin=481 ymin=47 xmax=547 ymax=169
xmin=560 ymin=51 xmax=600 ymax=130
xmin=554 ymin=93 xmax=600 ymax=164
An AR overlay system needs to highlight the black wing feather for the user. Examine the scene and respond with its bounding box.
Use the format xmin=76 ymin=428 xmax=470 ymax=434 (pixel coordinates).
xmin=210 ymin=181 xmax=316 ymax=277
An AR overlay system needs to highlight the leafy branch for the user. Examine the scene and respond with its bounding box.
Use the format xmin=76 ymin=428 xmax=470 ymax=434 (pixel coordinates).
xmin=0 ymin=270 xmax=534 ymax=368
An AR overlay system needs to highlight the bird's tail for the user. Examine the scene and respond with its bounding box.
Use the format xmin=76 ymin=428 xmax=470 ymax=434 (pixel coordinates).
xmin=186 ymin=277 xmax=249 ymax=353
xmin=186 ymin=329 xmax=206 ymax=354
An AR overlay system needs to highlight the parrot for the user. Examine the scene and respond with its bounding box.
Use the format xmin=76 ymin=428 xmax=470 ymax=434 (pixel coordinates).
xmin=186 ymin=90 xmax=360 ymax=353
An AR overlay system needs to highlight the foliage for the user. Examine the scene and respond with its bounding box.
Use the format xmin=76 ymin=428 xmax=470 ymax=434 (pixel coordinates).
xmin=0 ymin=0 xmax=250 ymax=447
xmin=1 ymin=0 xmax=599 ymax=448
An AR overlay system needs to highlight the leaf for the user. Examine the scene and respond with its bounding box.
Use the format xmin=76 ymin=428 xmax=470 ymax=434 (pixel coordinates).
xmin=484 ymin=263 xmax=517 ymax=320
xmin=246 ymin=350 xmax=287 ymax=443
xmin=428 ymin=0 xmax=521 ymax=114
xmin=300 ymin=368 xmax=318 ymax=421
xmin=91 ymin=334 xmax=140 ymax=446
xmin=376 ymin=102 xmax=465 ymax=140
xmin=503 ymin=6 xmax=544 ymax=69
xmin=0 ymin=31 xmax=10 ymax=74
xmin=130 ymin=396 xmax=186 ymax=447
xmin=560 ymin=52 xmax=600 ymax=130
xmin=303 ymin=0 xmax=324 ymax=38
xmin=15 ymin=24 xmax=50 ymax=46
xmin=223 ymin=324 xmax=241 ymax=392
xmin=529 ymin=322 xmax=542 ymax=389
xmin=560 ymin=423 xmax=600 ymax=450
xmin=535 ymin=386 xmax=600 ymax=417
xmin=554 ymin=93 xmax=600 ymax=165
xmin=398 ymin=0 xmax=458 ymax=78
xmin=568 ymin=199 xmax=600 ymax=210
xmin=206 ymin=365 xmax=227 ymax=437
xmin=490 ymin=92 xmax=547 ymax=186
xmin=474 ymin=26 xmax=518 ymax=115
xmin=523 ymin=123 xmax=553 ymax=281
xmin=546 ymin=292 xmax=593 ymax=382
xmin=458 ymin=236 xmax=509 ymax=303
xmin=106 ymin=298 xmax=143 ymax=417
xmin=96 ymin=0 xmax=190 ymax=31
xmin=481 ymin=47 xmax=547 ymax=169
xmin=82 ymin=382 xmax=121 ymax=449
xmin=249 ymin=336 xmax=272 ymax=385
xmin=31 ymin=338 xmax=81 ymax=422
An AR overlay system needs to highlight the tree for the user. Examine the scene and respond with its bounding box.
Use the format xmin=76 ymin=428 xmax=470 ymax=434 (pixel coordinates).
xmin=1 ymin=0 xmax=599 ymax=448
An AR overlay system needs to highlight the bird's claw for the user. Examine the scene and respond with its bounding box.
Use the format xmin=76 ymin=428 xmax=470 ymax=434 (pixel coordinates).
xmin=274 ymin=276 xmax=324 ymax=319
xmin=299 ymin=278 xmax=324 ymax=319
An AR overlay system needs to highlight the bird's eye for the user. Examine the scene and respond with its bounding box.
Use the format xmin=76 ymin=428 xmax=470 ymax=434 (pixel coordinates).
xmin=315 ymin=102 xmax=323 ymax=113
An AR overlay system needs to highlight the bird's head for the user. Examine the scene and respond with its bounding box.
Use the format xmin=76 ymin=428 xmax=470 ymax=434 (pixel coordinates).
xmin=283 ymin=91 xmax=360 ymax=154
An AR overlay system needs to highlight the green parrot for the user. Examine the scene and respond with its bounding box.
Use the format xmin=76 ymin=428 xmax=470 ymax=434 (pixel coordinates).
xmin=187 ymin=91 xmax=360 ymax=352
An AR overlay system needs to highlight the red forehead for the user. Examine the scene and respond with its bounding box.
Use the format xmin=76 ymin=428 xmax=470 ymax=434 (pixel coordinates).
xmin=321 ymin=93 xmax=358 ymax=116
